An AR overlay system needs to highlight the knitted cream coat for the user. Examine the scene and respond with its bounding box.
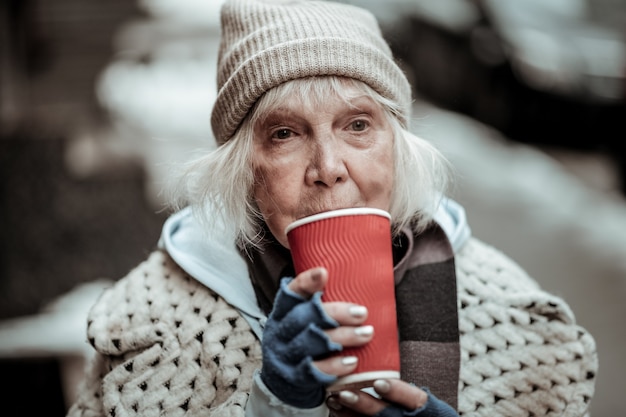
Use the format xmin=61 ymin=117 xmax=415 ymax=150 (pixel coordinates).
xmin=67 ymin=237 xmax=597 ymax=417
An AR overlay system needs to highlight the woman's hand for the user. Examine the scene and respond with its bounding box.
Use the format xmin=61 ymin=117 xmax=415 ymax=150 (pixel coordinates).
xmin=288 ymin=267 xmax=376 ymax=377
xmin=260 ymin=267 xmax=374 ymax=408
xmin=326 ymin=379 xmax=425 ymax=416
xmin=326 ymin=379 xmax=459 ymax=417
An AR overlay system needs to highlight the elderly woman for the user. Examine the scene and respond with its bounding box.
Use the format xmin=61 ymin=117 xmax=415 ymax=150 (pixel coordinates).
xmin=67 ymin=0 xmax=597 ymax=416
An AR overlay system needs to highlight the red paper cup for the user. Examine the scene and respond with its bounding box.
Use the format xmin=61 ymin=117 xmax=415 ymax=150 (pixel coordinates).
xmin=285 ymin=208 xmax=400 ymax=392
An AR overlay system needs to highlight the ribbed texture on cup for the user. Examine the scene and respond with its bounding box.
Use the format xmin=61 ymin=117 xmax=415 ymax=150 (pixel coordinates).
xmin=212 ymin=0 xmax=412 ymax=144
xmin=287 ymin=212 xmax=400 ymax=378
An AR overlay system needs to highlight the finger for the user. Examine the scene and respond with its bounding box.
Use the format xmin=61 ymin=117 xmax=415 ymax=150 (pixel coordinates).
xmin=333 ymin=389 xmax=387 ymax=415
xmin=288 ymin=267 xmax=327 ymax=298
xmin=313 ymin=354 xmax=359 ymax=377
xmin=326 ymin=395 xmax=362 ymax=417
xmin=269 ymin=277 xmax=308 ymax=320
xmin=277 ymin=292 xmax=338 ymax=339
xmin=283 ymin=323 xmax=341 ymax=361
xmin=373 ymin=379 xmax=427 ymax=411
xmin=323 ymin=302 xmax=369 ymax=325
xmin=325 ymin=324 xmax=374 ymax=348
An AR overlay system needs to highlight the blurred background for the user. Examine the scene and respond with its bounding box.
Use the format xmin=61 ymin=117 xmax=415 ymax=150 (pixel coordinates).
xmin=0 ymin=0 xmax=625 ymax=415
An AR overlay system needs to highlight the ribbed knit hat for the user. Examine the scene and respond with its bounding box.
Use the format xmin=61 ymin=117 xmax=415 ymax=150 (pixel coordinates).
xmin=211 ymin=0 xmax=412 ymax=145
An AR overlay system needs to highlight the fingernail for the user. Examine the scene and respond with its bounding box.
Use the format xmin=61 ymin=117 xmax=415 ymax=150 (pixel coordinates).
xmin=373 ymin=379 xmax=391 ymax=393
xmin=311 ymin=268 xmax=325 ymax=281
xmin=341 ymin=356 xmax=358 ymax=366
xmin=348 ymin=305 xmax=367 ymax=317
xmin=354 ymin=325 xmax=374 ymax=336
xmin=339 ymin=390 xmax=359 ymax=404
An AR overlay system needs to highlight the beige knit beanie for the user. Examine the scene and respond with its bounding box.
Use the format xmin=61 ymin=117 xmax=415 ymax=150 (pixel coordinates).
xmin=211 ymin=0 xmax=412 ymax=145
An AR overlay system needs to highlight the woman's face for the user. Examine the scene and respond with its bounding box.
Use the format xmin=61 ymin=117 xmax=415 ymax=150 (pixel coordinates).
xmin=252 ymin=85 xmax=394 ymax=248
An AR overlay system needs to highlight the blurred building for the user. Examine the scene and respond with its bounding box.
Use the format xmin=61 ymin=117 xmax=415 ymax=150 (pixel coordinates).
xmin=1 ymin=1 xmax=169 ymax=414
xmin=349 ymin=0 xmax=626 ymax=192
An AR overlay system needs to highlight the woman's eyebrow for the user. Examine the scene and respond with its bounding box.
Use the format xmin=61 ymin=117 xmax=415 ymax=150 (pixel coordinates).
xmin=345 ymin=96 xmax=378 ymax=110
xmin=258 ymin=108 xmax=305 ymax=127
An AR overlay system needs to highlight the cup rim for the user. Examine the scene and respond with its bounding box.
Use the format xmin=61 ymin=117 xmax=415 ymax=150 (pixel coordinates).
xmin=285 ymin=207 xmax=390 ymax=234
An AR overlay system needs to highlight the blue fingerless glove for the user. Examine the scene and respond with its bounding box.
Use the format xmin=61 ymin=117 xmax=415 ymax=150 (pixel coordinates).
xmin=373 ymin=388 xmax=459 ymax=417
xmin=260 ymin=277 xmax=342 ymax=408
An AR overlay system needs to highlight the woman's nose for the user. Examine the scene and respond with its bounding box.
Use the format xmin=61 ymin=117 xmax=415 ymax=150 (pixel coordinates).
xmin=305 ymin=139 xmax=349 ymax=187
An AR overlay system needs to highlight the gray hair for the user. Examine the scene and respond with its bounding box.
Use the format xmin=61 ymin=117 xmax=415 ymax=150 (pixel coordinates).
xmin=169 ymin=76 xmax=451 ymax=248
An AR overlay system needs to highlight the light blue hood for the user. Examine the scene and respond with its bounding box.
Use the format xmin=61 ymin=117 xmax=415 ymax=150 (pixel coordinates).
xmin=432 ymin=198 xmax=471 ymax=254
xmin=158 ymin=198 xmax=471 ymax=338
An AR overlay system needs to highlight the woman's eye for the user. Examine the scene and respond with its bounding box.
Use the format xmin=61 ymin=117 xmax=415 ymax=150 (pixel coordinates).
xmin=350 ymin=120 xmax=368 ymax=131
xmin=273 ymin=129 xmax=292 ymax=140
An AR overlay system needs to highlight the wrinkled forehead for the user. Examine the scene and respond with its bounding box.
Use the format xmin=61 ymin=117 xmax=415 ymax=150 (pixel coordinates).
xmin=249 ymin=76 xmax=383 ymax=126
